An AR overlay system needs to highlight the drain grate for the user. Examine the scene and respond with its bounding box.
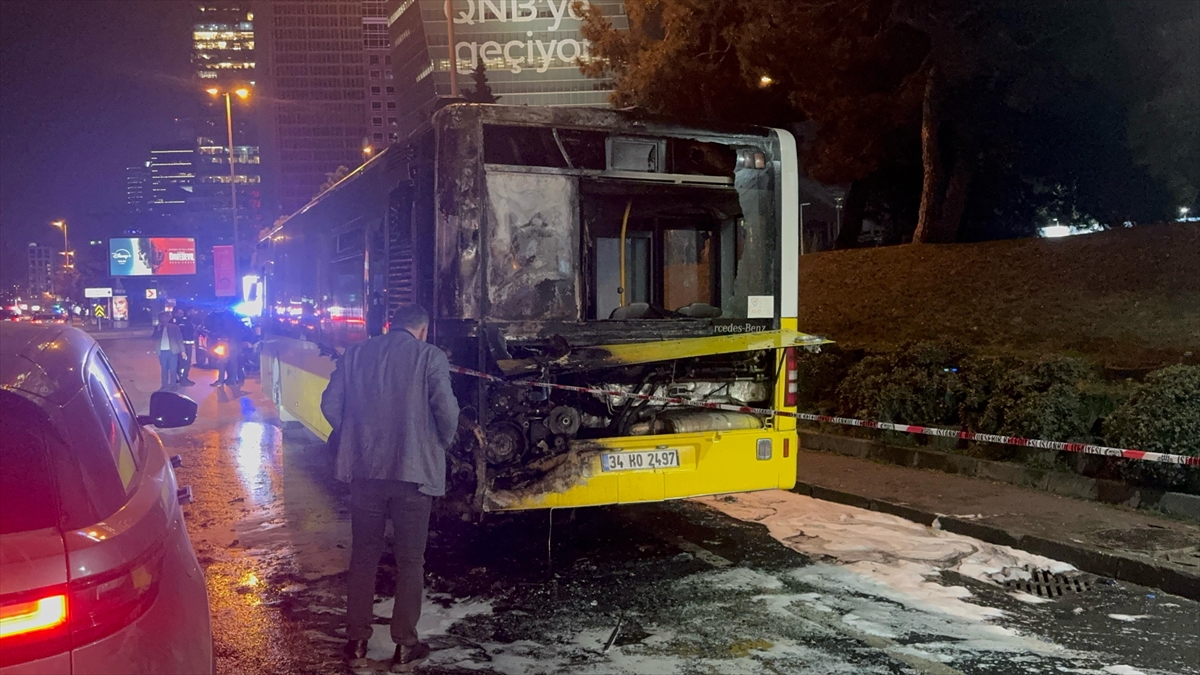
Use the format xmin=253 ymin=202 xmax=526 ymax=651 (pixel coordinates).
xmin=1002 ymin=567 xmax=1093 ymax=598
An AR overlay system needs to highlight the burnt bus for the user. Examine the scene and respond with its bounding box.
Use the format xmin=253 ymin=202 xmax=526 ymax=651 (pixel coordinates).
xmin=259 ymin=104 xmax=823 ymax=512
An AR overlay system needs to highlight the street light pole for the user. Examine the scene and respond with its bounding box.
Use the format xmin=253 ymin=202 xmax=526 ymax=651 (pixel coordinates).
xmin=446 ymin=0 xmax=459 ymax=96
xmin=799 ymin=202 xmax=811 ymax=256
xmin=224 ymin=91 xmax=239 ymax=285
xmin=209 ymin=85 xmax=250 ymax=291
xmin=51 ymin=220 xmax=70 ymax=270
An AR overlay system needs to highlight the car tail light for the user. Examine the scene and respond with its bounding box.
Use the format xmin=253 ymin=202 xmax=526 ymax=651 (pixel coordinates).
xmin=212 ymin=343 xmax=227 ymax=358
xmin=70 ymin=546 xmax=165 ymax=647
xmin=0 ymin=543 xmax=166 ymax=667
xmin=784 ymin=348 xmax=799 ymax=408
xmin=0 ymin=587 xmax=70 ymax=667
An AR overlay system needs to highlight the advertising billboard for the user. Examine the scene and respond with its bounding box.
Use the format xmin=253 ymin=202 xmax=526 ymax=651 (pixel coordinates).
xmin=109 ymin=237 xmax=197 ymax=276
xmin=212 ymin=245 xmax=236 ymax=297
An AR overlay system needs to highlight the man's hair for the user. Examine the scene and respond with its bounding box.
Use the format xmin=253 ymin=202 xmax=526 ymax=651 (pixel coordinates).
xmin=390 ymin=303 xmax=429 ymax=330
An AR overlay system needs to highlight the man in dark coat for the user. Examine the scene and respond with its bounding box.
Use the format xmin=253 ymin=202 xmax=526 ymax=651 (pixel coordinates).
xmin=173 ymin=307 xmax=196 ymax=386
xmin=320 ymin=304 xmax=460 ymax=672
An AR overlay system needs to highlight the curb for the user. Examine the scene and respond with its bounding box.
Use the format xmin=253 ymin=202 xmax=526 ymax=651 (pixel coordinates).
xmin=799 ymin=431 xmax=1200 ymax=522
xmin=792 ymin=481 xmax=1200 ymax=602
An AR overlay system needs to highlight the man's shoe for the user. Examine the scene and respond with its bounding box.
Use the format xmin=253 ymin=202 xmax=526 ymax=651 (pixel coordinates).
xmin=179 ymin=379 xmax=196 ymax=386
xmin=210 ymin=380 xmax=224 ymax=387
xmin=342 ymin=639 xmax=369 ymax=666
xmin=390 ymin=642 xmax=430 ymax=672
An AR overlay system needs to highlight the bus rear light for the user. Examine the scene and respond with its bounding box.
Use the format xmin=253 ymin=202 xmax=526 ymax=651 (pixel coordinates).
xmin=784 ymin=348 xmax=799 ymax=408
xmin=756 ymin=438 xmax=772 ymax=460
xmin=783 ymin=437 xmax=790 ymax=458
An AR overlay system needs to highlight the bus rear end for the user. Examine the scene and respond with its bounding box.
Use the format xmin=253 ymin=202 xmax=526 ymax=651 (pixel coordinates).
xmin=431 ymin=106 xmax=812 ymax=511
xmin=260 ymin=105 xmax=818 ymax=513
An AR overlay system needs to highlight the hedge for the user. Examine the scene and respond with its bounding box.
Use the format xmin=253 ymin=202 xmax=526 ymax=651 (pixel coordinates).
xmin=795 ymin=342 xmax=1198 ymax=493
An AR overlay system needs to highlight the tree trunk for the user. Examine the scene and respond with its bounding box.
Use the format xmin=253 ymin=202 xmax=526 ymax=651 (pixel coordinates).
xmin=938 ymin=133 xmax=975 ymax=242
xmin=912 ymin=67 xmax=944 ymax=244
xmin=835 ymin=179 xmax=869 ymax=249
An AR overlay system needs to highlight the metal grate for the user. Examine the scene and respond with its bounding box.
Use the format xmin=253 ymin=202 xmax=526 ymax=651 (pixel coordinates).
xmin=386 ymin=186 xmax=416 ymax=317
xmin=1002 ymin=567 xmax=1093 ymax=598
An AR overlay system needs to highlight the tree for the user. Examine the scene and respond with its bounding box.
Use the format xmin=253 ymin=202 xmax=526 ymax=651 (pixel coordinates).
xmin=1117 ymin=0 xmax=1200 ymax=210
xmin=463 ymin=60 xmax=500 ymax=104
xmin=315 ymin=165 xmax=351 ymax=197
xmin=579 ymin=0 xmax=1175 ymax=245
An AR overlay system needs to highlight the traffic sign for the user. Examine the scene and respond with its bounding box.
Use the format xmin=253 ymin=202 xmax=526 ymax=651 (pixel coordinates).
xmin=85 ymin=287 xmax=113 ymax=298
xmin=145 ymin=288 xmax=158 ymax=300
xmin=94 ymin=304 xmax=107 ymax=318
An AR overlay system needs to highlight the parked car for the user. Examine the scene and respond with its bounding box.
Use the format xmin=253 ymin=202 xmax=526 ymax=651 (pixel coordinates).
xmin=0 ymin=323 xmax=211 ymax=675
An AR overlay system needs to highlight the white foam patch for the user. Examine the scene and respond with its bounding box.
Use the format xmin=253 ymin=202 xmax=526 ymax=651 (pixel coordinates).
xmin=1008 ymin=591 xmax=1053 ymax=605
xmin=1107 ymin=614 xmax=1152 ymax=623
xmin=696 ymin=491 xmax=1075 ymax=624
xmin=694 ymin=567 xmax=784 ymax=591
xmin=1103 ymin=666 xmax=1148 ymax=675
xmin=363 ymin=593 xmax=492 ymax=661
xmin=841 ymin=612 xmax=898 ymax=639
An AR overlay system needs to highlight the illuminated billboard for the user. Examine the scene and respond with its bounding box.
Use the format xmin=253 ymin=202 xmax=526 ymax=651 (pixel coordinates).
xmin=109 ymin=238 xmax=197 ymax=276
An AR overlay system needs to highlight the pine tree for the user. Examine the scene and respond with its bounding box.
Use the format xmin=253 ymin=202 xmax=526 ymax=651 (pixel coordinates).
xmin=464 ymin=60 xmax=498 ymax=104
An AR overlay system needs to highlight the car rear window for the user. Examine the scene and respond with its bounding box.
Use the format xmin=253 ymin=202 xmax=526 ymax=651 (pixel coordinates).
xmin=0 ymin=392 xmax=60 ymax=534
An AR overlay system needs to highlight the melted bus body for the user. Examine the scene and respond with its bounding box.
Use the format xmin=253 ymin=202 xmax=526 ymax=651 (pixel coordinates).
xmin=260 ymin=105 xmax=809 ymax=512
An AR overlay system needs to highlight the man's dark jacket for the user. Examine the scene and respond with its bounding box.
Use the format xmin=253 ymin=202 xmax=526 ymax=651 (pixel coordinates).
xmin=320 ymin=330 xmax=460 ymax=496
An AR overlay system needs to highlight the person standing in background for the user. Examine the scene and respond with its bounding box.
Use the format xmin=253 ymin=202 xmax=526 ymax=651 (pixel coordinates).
xmin=152 ymin=311 xmax=184 ymax=390
xmin=173 ymin=307 xmax=196 ymax=386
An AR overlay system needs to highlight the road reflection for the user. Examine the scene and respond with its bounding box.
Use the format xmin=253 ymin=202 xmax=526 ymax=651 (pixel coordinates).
xmin=233 ymin=421 xmax=283 ymax=505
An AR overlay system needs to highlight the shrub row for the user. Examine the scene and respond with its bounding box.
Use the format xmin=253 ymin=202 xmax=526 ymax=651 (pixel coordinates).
xmin=795 ymin=342 xmax=1199 ymax=493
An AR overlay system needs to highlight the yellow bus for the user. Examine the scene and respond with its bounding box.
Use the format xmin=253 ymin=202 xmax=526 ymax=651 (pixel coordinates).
xmin=258 ymin=104 xmax=819 ymax=512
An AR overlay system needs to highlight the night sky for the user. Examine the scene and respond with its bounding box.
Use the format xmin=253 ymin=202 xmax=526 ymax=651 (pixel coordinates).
xmin=0 ymin=0 xmax=195 ymax=284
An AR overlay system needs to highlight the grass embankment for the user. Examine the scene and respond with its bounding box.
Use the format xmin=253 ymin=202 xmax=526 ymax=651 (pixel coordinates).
xmin=799 ymin=224 xmax=1200 ymax=366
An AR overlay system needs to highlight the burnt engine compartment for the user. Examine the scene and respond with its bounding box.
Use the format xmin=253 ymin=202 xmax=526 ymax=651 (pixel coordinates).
xmin=448 ymin=347 xmax=778 ymax=494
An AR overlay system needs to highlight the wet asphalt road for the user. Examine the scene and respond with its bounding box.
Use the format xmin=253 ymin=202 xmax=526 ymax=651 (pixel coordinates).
xmin=98 ymin=334 xmax=1199 ymax=675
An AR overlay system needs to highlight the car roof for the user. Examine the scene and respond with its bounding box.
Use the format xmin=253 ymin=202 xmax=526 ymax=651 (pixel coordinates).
xmin=0 ymin=323 xmax=95 ymax=405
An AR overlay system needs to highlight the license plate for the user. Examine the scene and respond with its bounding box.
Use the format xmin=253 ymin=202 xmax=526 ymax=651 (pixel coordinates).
xmin=601 ymin=449 xmax=681 ymax=472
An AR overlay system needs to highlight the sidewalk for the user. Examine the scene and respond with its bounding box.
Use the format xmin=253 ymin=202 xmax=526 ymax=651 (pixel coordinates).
xmin=794 ymin=448 xmax=1200 ymax=600
xmin=84 ymin=325 xmax=152 ymax=339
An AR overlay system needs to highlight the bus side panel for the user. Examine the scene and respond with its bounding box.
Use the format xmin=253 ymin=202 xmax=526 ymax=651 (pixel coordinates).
xmin=263 ymin=337 xmax=335 ymax=441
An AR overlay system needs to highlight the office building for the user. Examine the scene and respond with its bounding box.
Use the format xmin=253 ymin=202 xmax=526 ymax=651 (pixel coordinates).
xmin=192 ymin=3 xmax=263 ymax=220
xmin=126 ymin=163 xmax=151 ymax=213
xmin=147 ymin=143 xmax=198 ymax=211
xmin=27 ymin=244 xmax=54 ymax=296
xmin=385 ymin=0 xmax=627 ymax=137
xmin=363 ymin=0 xmax=399 ymax=150
xmin=254 ymin=0 xmax=371 ymax=215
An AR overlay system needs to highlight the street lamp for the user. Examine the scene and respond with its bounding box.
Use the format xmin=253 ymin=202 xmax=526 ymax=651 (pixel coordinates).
xmin=206 ymin=85 xmax=251 ymax=285
xmin=51 ymin=220 xmax=72 ymax=270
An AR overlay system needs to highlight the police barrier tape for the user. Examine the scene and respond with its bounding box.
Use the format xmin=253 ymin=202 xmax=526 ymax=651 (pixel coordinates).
xmin=449 ymin=365 xmax=1199 ymax=467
